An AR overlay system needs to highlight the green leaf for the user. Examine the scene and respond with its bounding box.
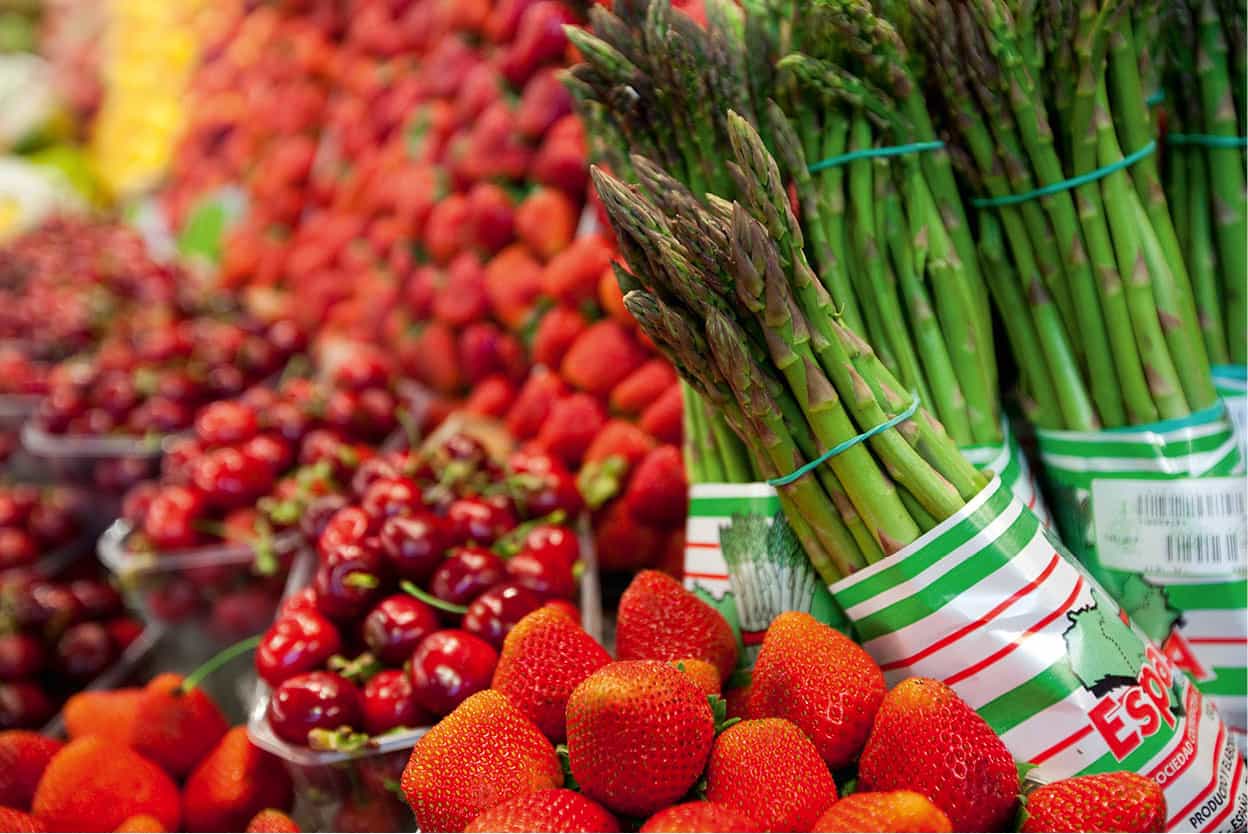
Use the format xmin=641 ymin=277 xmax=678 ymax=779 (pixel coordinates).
xmin=576 ymin=456 xmax=628 ymax=509
xmin=328 ymin=652 xmax=383 ymax=684
xmin=555 ymin=743 xmax=579 ymax=790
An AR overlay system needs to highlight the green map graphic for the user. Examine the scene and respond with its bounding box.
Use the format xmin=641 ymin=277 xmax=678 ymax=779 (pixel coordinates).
xmin=1064 ymin=589 xmax=1147 ymax=697
xmin=1112 ymin=575 xmax=1181 ymax=644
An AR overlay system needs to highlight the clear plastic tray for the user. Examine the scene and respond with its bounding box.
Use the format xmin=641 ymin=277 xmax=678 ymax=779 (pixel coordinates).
xmin=22 ymin=421 xmax=180 ymax=460
xmin=41 ymin=622 xmax=165 ymax=737
xmin=245 ymin=517 xmax=603 ymax=831
xmin=0 ymin=394 xmax=42 ymax=429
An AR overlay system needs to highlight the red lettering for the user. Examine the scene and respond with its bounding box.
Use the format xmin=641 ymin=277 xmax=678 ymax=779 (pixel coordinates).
xmin=1090 ymin=695 xmax=1140 ymax=760
xmin=1146 ymin=643 xmax=1175 ymax=686
xmin=1124 ymin=688 xmax=1161 ymax=737
xmin=1140 ymin=665 xmax=1177 ymax=729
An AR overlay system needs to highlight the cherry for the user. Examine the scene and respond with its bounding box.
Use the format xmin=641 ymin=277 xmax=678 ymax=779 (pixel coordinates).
xmin=462 ymin=583 xmax=545 ymax=648
xmin=156 ymin=369 xmax=198 ymax=404
xmin=279 ymin=587 xmax=321 ymax=619
xmin=300 ymin=495 xmax=349 ymax=543
xmin=146 ymin=577 xmax=203 ymax=622
xmin=37 ymin=387 xmax=87 ymax=433
xmin=350 ymin=457 xmax=400 ymax=499
xmin=314 ymin=544 xmax=387 ymax=622
xmin=143 ymin=485 xmax=206 ymax=551
xmin=240 ymin=386 xmax=279 ymax=414
xmin=0 ymin=682 xmax=52 ymax=729
xmin=355 ymin=388 xmax=398 ymax=441
xmin=429 ymin=547 xmax=506 ymax=608
xmin=379 ymin=513 xmax=448 ymax=583
xmin=127 ymin=397 xmax=194 ymax=433
xmin=0 ymin=528 xmax=37 ymax=570
xmin=267 ymin=319 xmax=305 ymax=356
xmin=300 ymin=429 xmax=349 ymax=469
xmin=13 ymin=582 xmax=81 ymax=630
xmin=27 ymin=501 xmax=77 ymax=546
xmin=243 ymin=433 xmax=294 ymax=475
xmin=94 ymin=456 xmax=155 ymax=492
xmin=520 ymin=524 xmax=579 ymax=571
xmin=440 ymin=433 xmax=488 ymax=467
xmin=105 ymin=616 xmax=144 ymax=651
xmin=195 ymin=401 xmax=260 ymax=447
xmin=408 ymin=630 xmax=498 ymax=716
xmin=68 ymin=579 xmax=124 ymax=619
xmin=507 ymin=551 xmax=577 ymax=600
xmin=269 ymin=401 xmax=313 ymax=444
xmin=361 ymin=669 xmax=427 ymax=736
xmin=318 ymin=506 xmax=375 ymax=557
xmin=71 ymin=408 xmax=116 ymax=435
xmin=191 ymin=447 xmax=272 ymax=510
xmin=206 ymin=365 xmax=247 ymax=399
xmin=445 ymin=497 xmax=516 ymax=546
xmin=94 ymin=372 xmax=139 ymax=419
xmin=56 ymin=622 xmax=116 ymax=681
xmin=210 ymin=587 xmax=282 ymax=641
xmin=0 ymin=488 xmax=35 ymax=526
xmin=333 ymin=349 xmax=391 ymax=392
xmin=267 ymin=671 xmax=364 ymax=745
xmin=0 ymin=633 xmax=44 ymax=679
xmin=256 ymin=609 xmax=343 ymax=687
xmin=362 ymin=594 xmax=439 ymax=665
xmin=361 ymin=477 xmax=421 ymax=521
xmin=162 ymin=437 xmax=204 ymax=483
xmin=239 ymin=336 xmax=280 ymax=376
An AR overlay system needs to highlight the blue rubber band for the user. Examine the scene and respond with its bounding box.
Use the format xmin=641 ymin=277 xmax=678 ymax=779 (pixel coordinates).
xmin=766 ymin=394 xmax=921 ymax=487
xmin=1167 ymin=133 xmax=1248 ymax=149
xmin=971 ymin=140 xmax=1156 ymax=208
xmin=808 ymin=141 xmax=945 ymax=173
xmin=1146 ymin=90 xmax=1165 ymax=106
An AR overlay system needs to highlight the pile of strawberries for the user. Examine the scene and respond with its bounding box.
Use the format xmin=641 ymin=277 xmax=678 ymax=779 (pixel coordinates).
xmin=0 ymin=672 xmax=299 ymax=832
xmin=401 ymin=570 xmax=1169 ymax=833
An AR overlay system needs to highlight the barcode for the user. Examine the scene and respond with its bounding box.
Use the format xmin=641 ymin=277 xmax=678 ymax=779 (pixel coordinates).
xmin=1164 ymin=532 xmax=1243 ymax=566
xmin=1137 ymin=491 xmax=1246 ymax=521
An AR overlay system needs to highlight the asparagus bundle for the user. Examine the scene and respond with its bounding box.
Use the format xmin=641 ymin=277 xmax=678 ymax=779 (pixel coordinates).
xmin=1160 ymin=0 xmax=1247 ymax=365
xmin=907 ymin=0 xmax=1218 ymax=430
xmin=592 ymin=114 xmax=988 ymax=583
xmin=566 ymin=0 xmax=1004 ymax=446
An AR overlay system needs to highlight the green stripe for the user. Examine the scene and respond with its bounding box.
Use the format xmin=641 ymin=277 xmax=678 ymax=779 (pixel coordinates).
xmin=978 ymin=660 xmax=1084 ymax=736
xmin=1165 ymin=583 xmax=1248 ymax=611
xmin=1084 ymin=697 xmax=1195 ymax=776
xmin=835 ymin=481 xmax=1014 ymax=609
xmin=1196 ymin=667 xmax=1248 ymax=697
xmin=688 ymin=495 xmax=781 ymax=516
xmin=1038 ymin=427 xmax=1234 ymax=461
xmin=852 ymin=506 xmax=1041 ymax=641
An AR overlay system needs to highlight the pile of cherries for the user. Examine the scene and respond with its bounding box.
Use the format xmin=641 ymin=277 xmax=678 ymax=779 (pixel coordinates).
xmin=0 ymin=485 xmax=86 ymax=574
xmin=0 ymin=572 xmax=144 ymax=728
xmin=256 ymin=432 xmax=585 ymax=749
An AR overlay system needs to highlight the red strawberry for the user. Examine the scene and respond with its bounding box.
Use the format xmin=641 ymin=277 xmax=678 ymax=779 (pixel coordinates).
xmin=705 ymin=718 xmax=838 ymax=832
xmin=0 ymin=731 xmax=61 ymax=810
xmin=641 ymin=802 xmax=758 ymax=833
xmin=598 ymin=266 xmax=631 ymax=325
xmin=623 ymin=445 xmax=687 ymax=529
xmin=401 ymin=689 xmax=562 ymax=832
xmin=32 ymin=737 xmax=181 ymax=832
xmin=639 ymin=384 xmax=683 ymax=444
xmin=492 ymin=607 xmax=612 ymax=742
xmin=616 ymin=570 xmax=738 ymax=682
xmin=485 ymin=245 xmax=543 ymax=331
xmin=507 ymin=369 xmax=569 ymax=441
xmin=532 ymin=394 xmax=606 ymax=468
xmin=672 ymin=659 xmax=721 ymax=696
xmin=129 ymin=674 xmax=230 ymax=778
xmin=424 ymin=193 xmax=472 ymax=264
xmin=609 ymin=361 xmax=678 ymax=416
xmin=592 ymin=500 xmax=664 ymax=573
xmin=749 ymin=611 xmax=885 ymax=770
xmin=516 ymin=69 xmax=574 ymax=139
xmin=858 ymin=678 xmax=1019 ymax=832
xmin=408 ymin=321 xmax=462 ymax=395
xmin=498 ymin=2 xmax=576 ymax=86
xmin=516 ymin=188 xmax=576 ymax=260
xmin=578 ymin=421 xmax=657 ymax=508
xmin=1022 ymin=772 xmax=1165 ymax=833
xmin=114 ymin=814 xmax=166 ymax=832
xmin=466 ymin=182 xmax=515 ymax=254
xmin=560 ymin=321 xmax=648 ymax=397
xmin=0 ymin=808 xmax=44 ymax=832
xmin=464 ymin=789 xmax=619 ymax=833
xmin=434 ymin=253 xmax=489 ymax=328
xmin=566 ymin=660 xmax=714 ymax=817
xmin=531 ymin=306 xmax=589 ymax=370
xmin=182 ymin=727 xmax=293 ymax=833
xmin=657 ymin=528 xmax=686 ymax=579
xmin=541 ymin=236 xmax=615 ymax=307
xmin=246 ymin=809 xmax=301 ymax=833
xmin=464 ymin=375 xmax=517 ymax=418
xmin=813 ymin=790 xmax=953 ymax=833
xmin=724 ymin=682 xmax=752 ymax=723
xmin=459 ymin=322 xmax=524 ymax=385
xmin=532 ymin=124 xmax=589 ymax=196
xmin=62 ymin=688 xmax=141 ymax=744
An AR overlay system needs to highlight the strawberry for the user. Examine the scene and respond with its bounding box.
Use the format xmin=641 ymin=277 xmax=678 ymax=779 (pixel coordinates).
xmin=129 ymin=674 xmax=230 ymax=778
xmin=0 ymin=731 xmax=62 ymax=810
xmin=639 ymin=384 xmax=683 ymax=444
xmin=623 ymin=445 xmax=687 ymax=529
xmin=182 ymin=727 xmax=293 ymax=833
xmin=657 ymin=528 xmax=686 ymax=579
xmin=434 ymin=253 xmax=489 ymax=328
xmin=598 ymin=266 xmax=630 ymax=325
xmin=62 ymin=688 xmax=141 ymax=744
xmin=749 ymin=611 xmax=885 ymax=770
xmin=246 ymin=809 xmax=301 ymax=833
xmin=464 ymin=789 xmax=619 ymax=833
xmin=672 ymin=659 xmax=721 ymax=696
xmin=485 ymin=245 xmax=543 ymax=331
xmin=566 ymin=660 xmax=714 ymax=817
xmin=114 ymin=815 xmax=166 ymax=832
xmin=858 ymin=678 xmax=1019 ymax=832
xmin=407 ymin=321 xmax=462 ymax=394
xmin=560 ymin=321 xmax=648 ymax=397
xmin=464 ymin=375 xmax=517 ymax=417
xmin=401 ymin=689 xmax=562 ymax=832
xmin=424 ymin=193 xmax=472 ymax=264
xmin=516 ymin=188 xmax=577 ymax=260
xmin=609 ymin=360 xmax=678 ymax=416
xmin=531 ymin=306 xmax=589 ymax=370
xmin=724 ymin=681 xmax=752 ymax=723
xmin=1022 ymin=772 xmax=1165 ymax=833
xmin=516 ymin=70 xmax=574 ymax=139
xmin=32 ymin=737 xmax=181 ymax=832
xmin=498 ymin=2 xmax=576 ymax=86
xmin=705 ymin=718 xmax=838 ymax=833
xmin=465 ymin=182 xmax=516 ymax=255
xmin=507 ymin=369 xmax=569 ymax=441
xmin=640 ymin=802 xmax=758 ymax=833
xmin=541 ymin=236 xmax=615 ymax=307
xmin=492 ymin=607 xmax=611 ymax=742
xmin=532 ymin=124 xmax=588 ymax=196
xmin=578 ymin=421 xmax=657 ymax=508
xmin=459 ymin=322 xmax=525 ymax=385
xmin=616 ymin=570 xmax=738 ymax=682
xmin=592 ymin=500 xmax=664 ymax=573
xmin=0 ymin=808 xmax=44 ymax=833
xmin=532 ymin=394 xmax=606 ymax=468
xmin=813 ymin=791 xmax=953 ymax=833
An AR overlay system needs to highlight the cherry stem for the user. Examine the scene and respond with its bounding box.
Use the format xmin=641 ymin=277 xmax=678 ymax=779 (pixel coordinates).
xmin=400 ymin=580 xmax=469 ymax=615
xmin=181 ymin=633 xmax=262 ymax=693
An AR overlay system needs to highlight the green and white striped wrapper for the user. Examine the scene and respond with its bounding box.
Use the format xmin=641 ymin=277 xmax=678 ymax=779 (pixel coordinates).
xmin=1213 ymin=365 xmax=1246 ymax=460
xmin=828 ymin=475 xmax=1248 ymax=832
xmin=1036 ymin=405 xmax=1247 ymax=756
xmin=959 ymin=420 xmax=1051 ymax=527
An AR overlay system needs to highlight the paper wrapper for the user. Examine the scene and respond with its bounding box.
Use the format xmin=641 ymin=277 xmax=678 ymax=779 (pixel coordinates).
xmin=829 ymin=475 xmax=1248 ymax=832
xmin=1036 ymin=405 xmax=1247 ymax=755
xmin=1213 ymin=365 xmax=1247 ymax=460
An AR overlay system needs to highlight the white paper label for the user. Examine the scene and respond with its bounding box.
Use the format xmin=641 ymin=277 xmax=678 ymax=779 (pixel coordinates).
xmin=1091 ymin=477 xmax=1248 ymax=578
xmin=1224 ymin=394 xmax=1246 ymax=457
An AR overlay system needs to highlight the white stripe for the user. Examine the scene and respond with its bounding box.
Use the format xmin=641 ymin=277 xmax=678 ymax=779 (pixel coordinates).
xmin=1001 ymin=689 xmax=1109 ymax=777
xmin=1040 ymin=419 xmax=1230 ymax=446
xmin=686 ymin=516 xmax=729 ymax=543
xmin=1209 ymin=696 xmax=1248 ymax=730
xmin=1180 ymin=641 xmax=1248 ymax=669
xmin=1181 ymin=609 xmax=1248 ymax=638
xmin=689 ymin=482 xmax=780 ymax=500
xmin=1040 ymin=436 xmax=1240 ymax=477
xmin=684 ymin=546 xmax=729 ymax=578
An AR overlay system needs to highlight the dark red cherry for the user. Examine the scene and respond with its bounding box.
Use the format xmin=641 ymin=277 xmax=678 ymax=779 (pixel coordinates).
xmin=520 ymin=524 xmax=580 ymax=571
xmin=68 ymin=579 xmax=124 ymax=619
xmin=0 ymin=528 xmax=37 ymax=570
xmin=0 ymin=633 xmax=44 ymax=680
xmin=507 ymin=551 xmax=577 ymax=600
xmin=0 ymin=682 xmax=52 ymax=729
xmin=299 ymin=494 xmax=349 ymax=543
xmin=55 ymin=622 xmax=116 ymax=681
xmin=361 ymin=669 xmax=427 ymax=736
xmin=408 ymin=630 xmax=497 ymax=717
xmin=267 ymin=671 xmax=364 ymax=745
xmin=445 ymin=497 xmax=516 ymax=546
xmin=462 ymin=583 xmax=546 ymax=648
xmin=313 ymin=544 xmax=386 ymax=622
xmin=256 ymin=609 xmax=343 ymax=688
xmin=428 ymin=547 xmax=506 ymax=608
xmin=362 ymin=594 xmax=440 ymax=666
xmin=350 ymin=457 xmax=400 ymax=500
xmin=243 ymin=432 xmax=294 ymax=475
xmin=361 ymin=477 xmax=421 ymax=522
xmin=142 ymin=485 xmax=206 ymax=551
xmin=379 ymin=513 xmax=448 ymax=583
xmin=318 ymin=506 xmax=375 ymax=557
